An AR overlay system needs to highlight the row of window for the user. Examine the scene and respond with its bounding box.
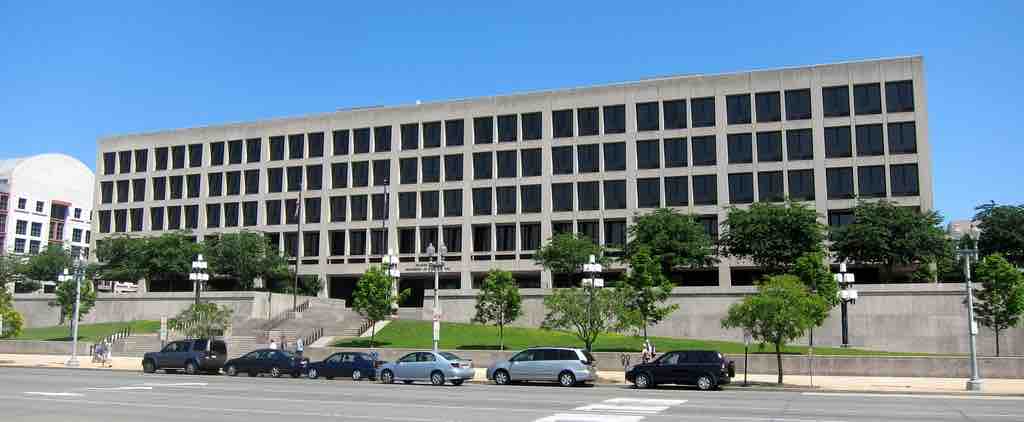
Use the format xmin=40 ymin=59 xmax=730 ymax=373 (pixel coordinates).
xmin=0 ymin=196 xmax=82 ymax=218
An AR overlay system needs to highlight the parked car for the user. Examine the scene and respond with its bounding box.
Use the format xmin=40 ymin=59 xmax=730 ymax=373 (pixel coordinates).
xmin=307 ymin=352 xmax=383 ymax=381
xmin=378 ymin=351 xmax=474 ymax=386
xmin=625 ymin=350 xmax=735 ymax=390
xmin=142 ymin=338 xmax=227 ymax=375
xmin=223 ymin=349 xmax=309 ymax=378
xmin=486 ymin=347 xmax=597 ymax=387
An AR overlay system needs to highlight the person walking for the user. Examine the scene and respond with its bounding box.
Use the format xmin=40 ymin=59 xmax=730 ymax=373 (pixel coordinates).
xmin=269 ymin=339 xmax=278 ymax=350
xmin=295 ymin=337 xmax=304 ymax=358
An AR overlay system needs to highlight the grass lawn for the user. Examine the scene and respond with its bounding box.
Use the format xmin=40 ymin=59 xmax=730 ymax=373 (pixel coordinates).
xmin=13 ymin=320 xmax=161 ymax=342
xmin=333 ymin=320 xmax=934 ymax=356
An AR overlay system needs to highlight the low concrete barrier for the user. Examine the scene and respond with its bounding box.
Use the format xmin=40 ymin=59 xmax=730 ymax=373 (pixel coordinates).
xmin=0 ymin=340 xmax=93 ymax=356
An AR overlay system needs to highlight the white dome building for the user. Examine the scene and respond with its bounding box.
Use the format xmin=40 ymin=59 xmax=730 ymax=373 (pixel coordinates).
xmin=0 ymin=154 xmax=95 ymax=259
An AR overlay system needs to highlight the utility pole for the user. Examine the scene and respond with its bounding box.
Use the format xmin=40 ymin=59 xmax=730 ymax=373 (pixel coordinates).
xmin=61 ymin=252 xmax=84 ymax=367
xmin=293 ymin=182 xmax=303 ymax=314
xmin=582 ymin=255 xmax=604 ymax=352
xmin=958 ymin=244 xmax=983 ymax=391
xmin=426 ymin=243 xmax=447 ymax=352
xmin=835 ymin=262 xmax=857 ymax=348
xmin=190 ymin=254 xmax=208 ymax=305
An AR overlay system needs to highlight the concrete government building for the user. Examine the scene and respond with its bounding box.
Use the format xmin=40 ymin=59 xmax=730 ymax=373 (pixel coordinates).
xmin=93 ymin=56 xmax=931 ymax=310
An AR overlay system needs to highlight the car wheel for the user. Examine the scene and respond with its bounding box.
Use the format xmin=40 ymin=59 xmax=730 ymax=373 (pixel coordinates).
xmin=493 ymin=370 xmax=511 ymax=385
xmin=142 ymin=360 xmax=156 ymax=374
xmin=696 ymin=374 xmax=715 ymax=391
xmin=558 ymin=371 xmax=576 ymax=387
xmin=451 ymin=379 xmax=464 ymax=386
xmin=225 ymin=365 xmax=238 ymax=377
xmin=634 ymin=372 xmax=653 ymax=389
xmin=380 ymin=370 xmax=394 ymax=384
xmin=307 ymin=368 xmax=319 ymax=379
xmin=270 ymin=367 xmax=282 ymax=378
xmin=185 ymin=361 xmax=198 ymax=375
xmin=352 ymin=369 xmax=362 ymax=381
xmin=430 ymin=371 xmax=445 ymax=386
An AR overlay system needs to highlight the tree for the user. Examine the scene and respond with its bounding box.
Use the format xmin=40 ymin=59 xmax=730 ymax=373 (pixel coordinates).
xmin=830 ymin=201 xmax=948 ymax=280
xmin=205 ymin=231 xmax=289 ymax=290
xmin=352 ymin=266 xmax=409 ymax=348
xmin=139 ymin=232 xmax=204 ymax=289
xmin=973 ymin=254 xmax=1024 ymax=356
xmin=792 ymin=252 xmax=840 ymax=313
xmin=974 ymin=202 xmax=1024 ymax=267
xmin=94 ymin=235 xmax=146 ymax=282
xmin=534 ymin=233 xmax=605 ymax=275
xmin=0 ymin=306 xmax=24 ymax=338
xmin=542 ymin=286 xmax=622 ymax=352
xmin=172 ymin=302 xmax=234 ymax=338
xmin=0 ymin=254 xmax=26 ymax=292
xmin=720 ymin=202 xmax=825 ymax=274
xmin=626 ymin=208 xmax=716 ymax=272
xmin=617 ymin=248 xmax=678 ymax=341
xmin=472 ymin=269 xmax=522 ymax=350
xmin=721 ymin=275 xmax=828 ymax=384
xmin=54 ymin=275 xmax=97 ymax=326
xmin=23 ymin=244 xmax=73 ymax=282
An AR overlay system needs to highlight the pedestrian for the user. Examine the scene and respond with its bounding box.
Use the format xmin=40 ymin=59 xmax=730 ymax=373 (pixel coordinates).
xmin=103 ymin=340 xmax=113 ymax=367
xmin=645 ymin=339 xmax=656 ymax=361
xmin=641 ymin=341 xmax=651 ymax=363
xmin=269 ymin=339 xmax=278 ymax=350
xmin=280 ymin=335 xmax=287 ymax=351
xmin=296 ymin=337 xmax=304 ymax=358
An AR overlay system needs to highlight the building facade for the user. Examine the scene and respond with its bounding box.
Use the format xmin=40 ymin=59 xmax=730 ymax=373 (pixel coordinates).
xmin=93 ymin=57 xmax=931 ymax=307
xmin=0 ymin=154 xmax=95 ymax=262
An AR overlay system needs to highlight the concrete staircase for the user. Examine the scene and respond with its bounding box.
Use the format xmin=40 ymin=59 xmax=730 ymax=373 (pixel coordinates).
xmin=234 ymin=297 xmax=363 ymax=349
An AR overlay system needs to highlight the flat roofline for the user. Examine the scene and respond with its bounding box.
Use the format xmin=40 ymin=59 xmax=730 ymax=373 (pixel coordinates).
xmin=99 ymin=55 xmax=922 ymax=143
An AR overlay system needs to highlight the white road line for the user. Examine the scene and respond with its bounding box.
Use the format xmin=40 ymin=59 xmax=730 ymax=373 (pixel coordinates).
xmin=24 ymin=392 xmax=84 ymax=397
xmin=574 ymin=403 xmax=667 ymax=414
xmin=720 ymin=418 xmax=848 ymax=422
xmin=86 ymin=386 xmax=153 ymax=391
xmin=140 ymin=382 xmax=208 ymax=387
xmin=602 ymin=398 xmax=687 ymax=406
xmin=535 ymin=414 xmax=646 ymax=422
xmin=802 ymin=392 xmax=1024 ymax=401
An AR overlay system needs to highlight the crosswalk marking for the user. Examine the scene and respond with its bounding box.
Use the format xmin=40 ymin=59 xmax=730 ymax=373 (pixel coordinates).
xmin=574 ymin=404 xmax=668 ymax=414
xmin=534 ymin=414 xmax=646 ymax=422
xmin=536 ymin=397 xmax=686 ymax=421
xmin=24 ymin=392 xmax=84 ymax=397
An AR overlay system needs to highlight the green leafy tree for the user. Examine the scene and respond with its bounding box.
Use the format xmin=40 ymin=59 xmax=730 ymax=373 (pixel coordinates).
xmin=95 ymin=235 xmax=147 ymax=282
xmin=720 ymin=201 xmax=825 ymax=274
xmin=542 ymin=286 xmax=622 ymax=352
xmin=974 ymin=202 xmax=1024 ymax=266
xmin=973 ymin=254 xmax=1024 ymax=356
xmin=0 ymin=306 xmax=24 ymax=338
xmin=0 ymin=254 xmax=26 ymax=293
xmin=352 ymin=266 xmax=410 ymax=348
xmin=54 ymin=275 xmax=97 ymax=327
xmin=139 ymin=232 xmax=204 ymax=289
xmin=534 ymin=233 xmax=605 ymax=275
xmin=172 ymin=302 xmax=234 ymax=338
xmin=722 ymin=275 xmax=829 ymax=384
xmin=626 ymin=208 xmax=715 ymax=272
xmin=793 ymin=252 xmax=840 ymax=313
xmin=617 ymin=248 xmax=678 ymax=341
xmin=472 ymin=269 xmax=523 ymax=350
xmin=23 ymin=244 xmax=73 ymax=282
xmin=205 ymin=231 xmax=289 ymax=290
xmin=830 ymin=201 xmax=948 ymax=280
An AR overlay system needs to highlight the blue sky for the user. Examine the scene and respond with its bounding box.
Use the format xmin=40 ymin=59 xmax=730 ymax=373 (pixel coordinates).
xmin=1 ymin=1 xmax=1021 ymax=221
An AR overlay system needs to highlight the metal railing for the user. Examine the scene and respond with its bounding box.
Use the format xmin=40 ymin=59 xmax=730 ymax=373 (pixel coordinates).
xmin=89 ymin=326 xmax=132 ymax=355
xmin=260 ymin=300 xmax=311 ymax=331
xmin=303 ymin=327 xmax=324 ymax=347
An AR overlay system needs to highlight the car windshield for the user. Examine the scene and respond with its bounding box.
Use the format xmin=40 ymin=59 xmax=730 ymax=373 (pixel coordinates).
xmin=438 ymin=352 xmax=461 ymax=361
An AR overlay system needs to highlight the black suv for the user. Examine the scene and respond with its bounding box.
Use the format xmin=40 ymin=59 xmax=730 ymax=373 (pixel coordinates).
xmin=625 ymin=350 xmax=735 ymax=390
xmin=142 ymin=339 xmax=228 ymax=375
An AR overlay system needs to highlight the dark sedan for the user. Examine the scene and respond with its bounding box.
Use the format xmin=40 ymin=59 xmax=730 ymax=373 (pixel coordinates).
xmin=223 ymin=349 xmax=308 ymax=378
xmin=626 ymin=350 xmax=735 ymax=390
xmin=307 ymin=352 xmax=383 ymax=381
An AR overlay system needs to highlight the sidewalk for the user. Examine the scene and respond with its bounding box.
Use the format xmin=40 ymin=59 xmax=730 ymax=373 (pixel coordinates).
xmin=0 ymin=353 xmax=141 ymax=371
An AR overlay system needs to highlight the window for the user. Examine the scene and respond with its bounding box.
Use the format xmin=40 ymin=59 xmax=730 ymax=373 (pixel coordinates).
xmin=399 ymin=192 xmax=416 ymax=219
xmin=826 ymin=167 xmax=855 ymax=199
xmin=445 ymin=119 xmax=464 ymax=146
xmin=692 ymin=136 xmax=716 ymax=166
xmin=423 ymin=121 xmax=441 ymax=148
xmin=521 ymin=223 xmax=542 ymax=251
xmin=73 ymin=208 xmax=81 ymax=219
xmin=169 ymin=175 xmax=184 ymax=199
xmin=285 ymin=199 xmax=299 ymax=225
xmin=228 ymin=140 xmax=243 ymax=164
xmin=665 ymin=176 xmax=688 ymax=206
xmin=726 ymin=94 xmax=751 ymax=125
xmin=331 ymin=162 xmax=348 ymax=188
xmin=371 ymin=193 xmax=387 ymax=220
xmin=145 ymin=207 xmax=162 ymax=231
xmin=305 ymin=165 xmax=321 ymax=191
xmin=473 ymin=152 xmax=492 ymax=179
xmin=443 ymin=226 xmax=462 ymax=253
xmin=285 ymin=167 xmax=302 ymax=192
xmin=495 ymin=224 xmax=516 ymax=251
xmin=152 ymin=177 xmax=166 ymax=200
xmin=757 ymin=131 xmax=783 ymax=162
xmin=15 ymin=220 xmax=27 ymax=235
xmin=473 ymin=225 xmax=492 ymax=253
xmin=330 ymin=230 xmax=345 ymax=256
xmin=372 ymin=159 xmax=390 ymax=186
xmin=891 ymin=164 xmax=920 ymax=196
xmin=444 ymin=154 xmax=463 ymax=181
xmin=553 ymin=109 xmax=573 ymax=138
xmin=603 ymin=142 xmax=626 ymax=171
xmin=266 ymin=200 xmax=281 ymax=225
xmin=113 ymin=210 xmax=126 ymax=232
xmin=786 ymin=129 xmax=814 ymax=160
xmin=520 ymin=149 xmax=542 ymax=177
xmin=693 ymin=175 xmax=717 ymax=205
xmin=443 ymin=189 xmax=462 ymax=217
xmin=691 ymin=97 xmax=716 ymax=127
xmin=13 ymin=238 xmax=25 ymax=253
xmin=577 ymin=220 xmax=599 ymax=243
xmin=551 ymin=146 xmax=573 ymax=174
xmin=35 ymin=200 xmax=45 ymax=212
xmin=577 ymin=144 xmax=599 ymax=173
xmin=401 ymin=123 xmax=419 ymax=150
xmin=728 ymin=173 xmax=754 ymax=204
xmin=28 ymin=240 xmax=40 ymax=254
xmin=886 ymin=80 xmax=915 ymax=113
xmin=755 ymin=92 xmax=781 ymax=122
xmin=785 ymin=89 xmax=812 ymax=120
xmin=223 ymin=203 xmax=239 ymax=227
xmin=398 ymin=228 xmax=416 ymax=254
xmin=828 ymin=209 xmax=855 ymax=229
xmin=497 ymin=150 xmax=517 ymax=178
xmin=186 ymin=174 xmax=201 ymax=198
xmin=888 ymin=122 xmax=917 ymax=154
xmin=101 ymin=181 xmax=113 ymax=203
xmin=350 ymin=195 xmax=368 ymax=221
xmin=132 ymin=178 xmax=146 ymax=202
xmin=552 ymin=221 xmax=573 ymax=235
xmin=577 ymin=107 xmax=599 ymax=136
xmin=374 ymin=126 xmax=391 ymax=152
xmin=330 ymin=196 xmax=347 ymax=222
xmin=172 ymin=145 xmax=186 ymax=169
xmin=332 ymin=130 xmax=349 ymax=155
xmin=349 ymin=230 xmax=367 ymax=255
xmin=552 ymin=183 xmax=573 ymax=212
xmin=636 ymin=102 xmax=660 ymax=131
xmin=497 ymin=114 xmax=517 ymax=142
xmin=210 ymin=142 xmax=225 ymax=165
xmin=421 ymin=191 xmax=439 ymax=218
xmin=854 ymin=83 xmax=882 ymax=115
xmin=604 ymin=180 xmax=626 ymax=209
xmin=521 ymin=185 xmax=541 ymax=213
xmin=855 ymin=124 xmax=884 ymax=156
xmin=637 ymin=178 xmax=660 ymax=208
xmin=303 ymin=231 xmax=320 ymax=257
xmin=185 ymin=143 xmax=202 ymax=168
xmin=421 ymin=156 xmax=440 ymax=183
xmin=308 ymin=132 xmax=324 ymax=157
xmin=472 ymin=187 xmax=492 ymax=216
xmin=824 ymin=126 xmax=853 ymax=158
xmin=521 ymin=112 xmax=542 ymax=140
xmin=858 ymin=166 xmax=886 ymax=198
xmin=134 ymin=149 xmax=148 ymax=172
xmin=496 ymin=186 xmax=517 ymax=214
xmin=270 ymin=136 xmax=285 ymax=160
xmin=400 ymin=158 xmax=418 ymax=184
xmin=577 ymin=181 xmax=599 ymax=211
xmin=662 ymin=99 xmax=687 ymax=129
xmin=474 ymin=116 xmax=494 ymax=144
xmin=206 ymin=204 xmax=221 ymax=228
xmin=727 ymin=133 xmax=753 ymax=164
xmin=267 ymin=168 xmax=283 ymax=193
xmin=604 ymin=220 xmax=627 ymax=248
xmin=354 ymin=128 xmax=371 ymax=153
xmin=155 ymin=147 xmax=169 ymax=170
xmin=788 ymin=170 xmax=814 ymax=201
xmin=636 ymin=140 xmax=660 ymax=169
xmin=98 ymin=211 xmax=111 ymax=233
xmin=102 ymin=152 xmax=116 ymax=175
xmin=246 ymin=138 xmax=261 ymax=162
xmin=758 ymin=171 xmax=784 ymax=202
xmin=603 ymin=104 xmax=626 ymax=134
xmin=119 ymin=150 xmax=132 ymax=173
xmin=822 ymin=85 xmax=850 ymax=117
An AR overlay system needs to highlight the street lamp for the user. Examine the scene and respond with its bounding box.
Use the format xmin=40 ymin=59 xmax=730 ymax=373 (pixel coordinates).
xmin=293 ymin=181 xmax=303 ymax=314
xmin=957 ymin=244 xmax=983 ymax=391
xmin=383 ymin=249 xmax=401 ymax=313
xmin=60 ymin=253 xmax=85 ymax=367
xmin=426 ymin=242 xmax=447 ymax=352
xmin=582 ymin=254 xmax=604 ymax=346
xmin=835 ymin=262 xmax=857 ymax=348
xmin=190 ymin=254 xmax=209 ymax=305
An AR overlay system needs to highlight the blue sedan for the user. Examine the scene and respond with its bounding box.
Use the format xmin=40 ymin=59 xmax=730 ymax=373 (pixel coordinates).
xmin=307 ymin=352 xmax=382 ymax=381
xmin=378 ymin=351 xmax=475 ymax=386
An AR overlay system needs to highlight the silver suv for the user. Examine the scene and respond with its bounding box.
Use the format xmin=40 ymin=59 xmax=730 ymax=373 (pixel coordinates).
xmin=486 ymin=347 xmax=597 ymax=387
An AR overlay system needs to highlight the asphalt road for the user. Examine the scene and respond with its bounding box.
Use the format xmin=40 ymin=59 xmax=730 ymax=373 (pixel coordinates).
xmin=0 ymin=367 xmax=1022 ymax=422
